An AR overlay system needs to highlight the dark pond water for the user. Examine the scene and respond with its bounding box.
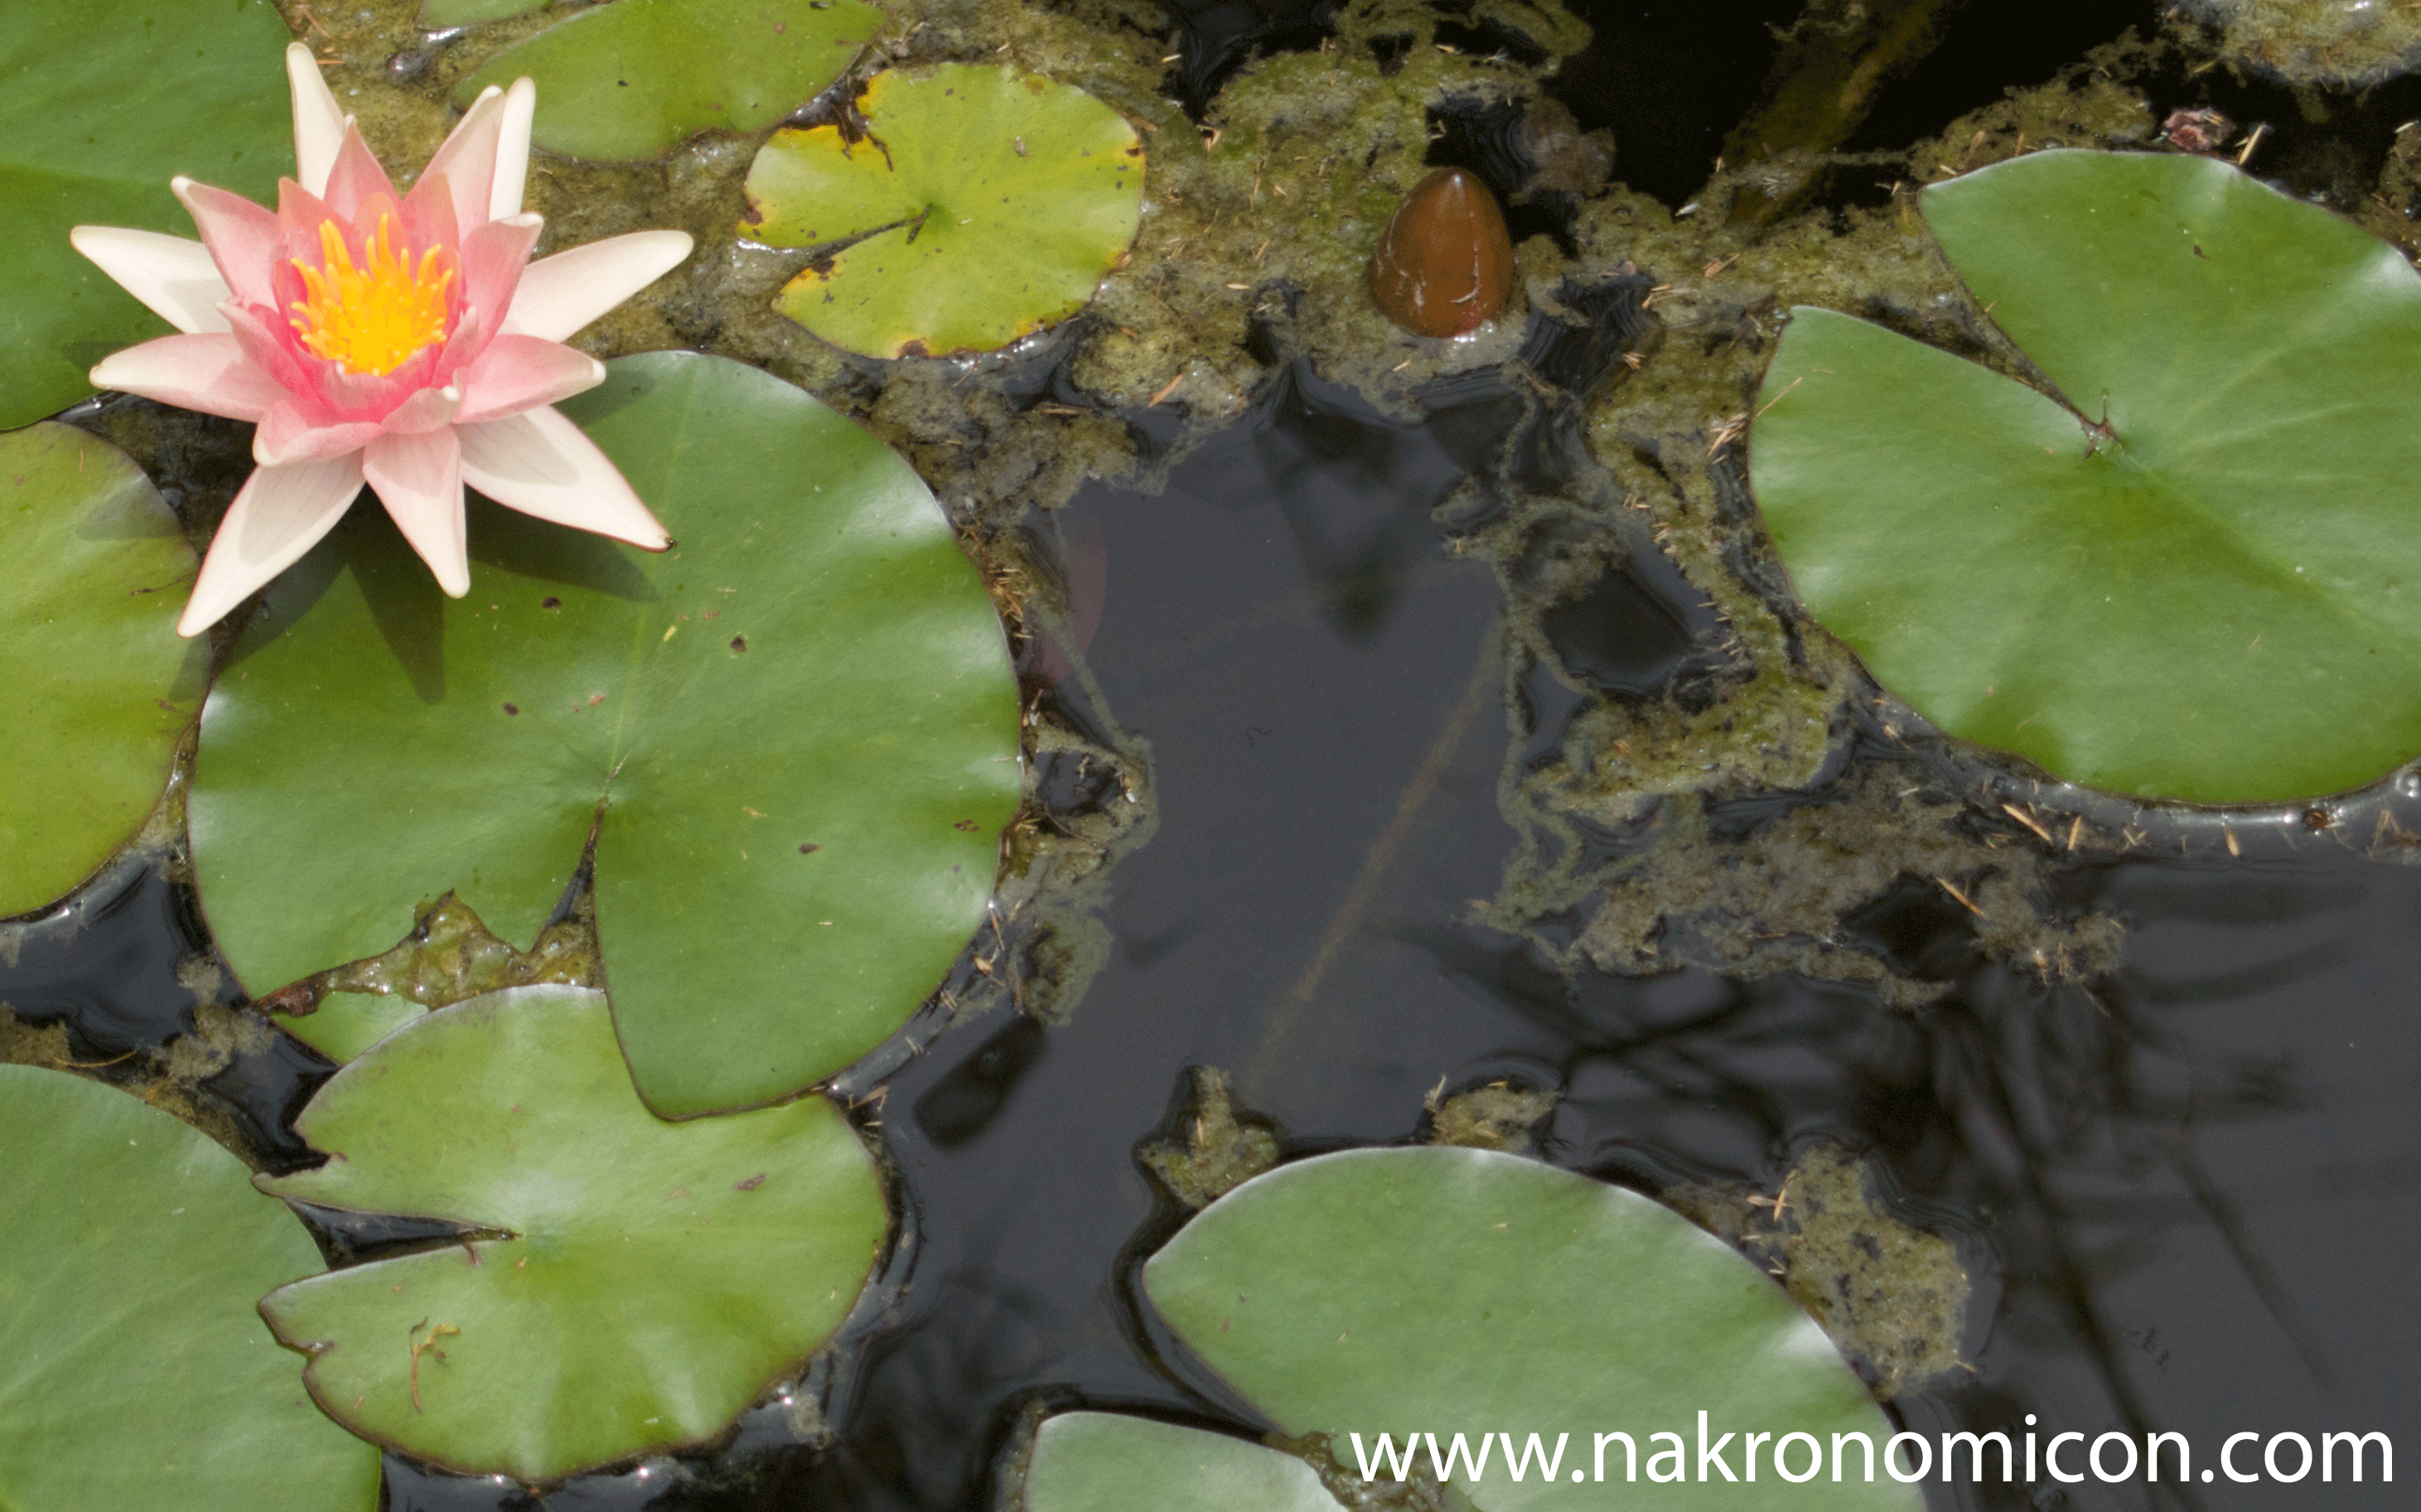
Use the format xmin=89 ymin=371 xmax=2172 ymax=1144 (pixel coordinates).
xmin=11 ymin=2 xmax=2421 ymax=1510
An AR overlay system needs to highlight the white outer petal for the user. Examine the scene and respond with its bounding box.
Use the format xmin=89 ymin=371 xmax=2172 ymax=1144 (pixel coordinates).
xmin=89 ymin=334 xmax=287 ymax=420
xmin=499 ymin=230 xmax=693 ymax=341
xmin=284 ymin=41 xmax=348 ymax=196
xmin=364 ymin=430 xmax=470 ymax=596
xmin=177 ymin=455 xmax=365 ymax=636
xmin=492 ymin=76 xmax=536 ymax=220
xmin=69 ymin=228 xmax=232 ymax=334
xmin=458 ymin=406 xmax=670 ymax=548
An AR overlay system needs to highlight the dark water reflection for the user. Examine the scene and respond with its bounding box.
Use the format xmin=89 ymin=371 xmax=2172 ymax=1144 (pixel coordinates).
xmin=700 ymin=393 xmax=2421 ymax=1510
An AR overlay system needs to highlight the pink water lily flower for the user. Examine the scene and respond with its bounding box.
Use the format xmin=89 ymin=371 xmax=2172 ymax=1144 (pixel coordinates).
xmin=72 ymin=43 xmax=694 ymax=636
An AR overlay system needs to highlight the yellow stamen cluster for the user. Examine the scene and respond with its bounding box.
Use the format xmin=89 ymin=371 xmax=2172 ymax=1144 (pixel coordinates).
xmin=288 ymin=215 xmax=453 ymax=376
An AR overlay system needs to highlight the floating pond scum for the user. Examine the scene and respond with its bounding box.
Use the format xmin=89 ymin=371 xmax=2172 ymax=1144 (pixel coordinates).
xmin=2 ymin=0 xmax=2419 ymax=1508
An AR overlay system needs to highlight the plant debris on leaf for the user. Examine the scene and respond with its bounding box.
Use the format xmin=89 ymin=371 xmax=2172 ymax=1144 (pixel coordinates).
xmin=1140 ymin=1147 xmax=1916 ymax=1510
xmin=1751 ymin=150 xmax=2421 ymax=803
xmin=0 ymin=424 xmax=204 ymax=918
xmin=452 ymin=0 xmax=883 ymax=162
xmin=0 ymin=1065 xmax=380 ymax=1512
xmin=259 ymin=986 xmax=888 ymax=1481
xmin=191 ymin=352 xmax=1021 ymax=1117
xmin=747 ymin=63 xmax=1145 ymax=358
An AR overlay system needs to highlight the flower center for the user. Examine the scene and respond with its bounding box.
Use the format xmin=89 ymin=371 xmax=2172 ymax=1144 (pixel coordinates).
xmin=288 ymin=215 xmax=454 ymax=376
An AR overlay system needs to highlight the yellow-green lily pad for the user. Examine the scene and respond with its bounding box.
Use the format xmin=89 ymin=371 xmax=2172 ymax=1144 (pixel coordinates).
xmin=0 ymin=423 xmax=204 ymax=918
xmin=1025 ymin=1414 xmax=1351 ymax=1512
xmin=0 ymin=1064 xmax=380 ymax=1511
xmin=259 ymin=986 xmax=889 ymax=1481
xmin=747 ymin=64 xmax=1145 ymax=358
xmin=452 ymin=0 xmax=883 ymax=162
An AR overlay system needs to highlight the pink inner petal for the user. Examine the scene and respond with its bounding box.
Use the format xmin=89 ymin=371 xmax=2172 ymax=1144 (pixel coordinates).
xmin=225 ymin=302 xmax=324 ymax=408
xmin=423 ymin=87 xmax=504 ymax=234
xmin=398 ymin=171 xmax=461 ymax=278
xmin=321 ymin=125 xmax=399 ymax=227
xmin=457 ymin=216 xmax=542 ymax=365
xmin=173 ymin=180 xmax=284 ymax=310
xmin=278 ymin=179 xmax=340 ymax=266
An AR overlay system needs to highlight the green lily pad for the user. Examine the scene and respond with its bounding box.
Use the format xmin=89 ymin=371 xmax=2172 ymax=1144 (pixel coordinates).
xmin=421 ymin=0 xmax=551 ymax=25
xmin=0 ymin=0 xmax=291 ymax=428
xmin=1 ymin=423 xmax=205 ymax=918
xmin=1025 ymin=1413 xmax=1350 ymax=1512
xmin=191 ymin=351 xmax=1021 ymax=1117
xmin=279 ymin=992 xmax=427 ymax=1063
xmin=1750 ymin=149 xmax=2421 ymax=803
xmin=747 ymin=64 xmax=1145 ymax=358
xmin=452 ymin=0 xmax=883 ymax=162
xmin=0 ymin=1064 xmax=380 ymax=1511
xmin=1143 ymin=1147 xmax=1916 ymax=1510
xmin=258 ymin=986 xmax=888 ymax=1481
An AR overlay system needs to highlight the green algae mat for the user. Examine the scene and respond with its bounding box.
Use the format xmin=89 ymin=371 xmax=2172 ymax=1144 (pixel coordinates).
xmin=190 ymin=352 xmax=1022 ymax=1117
xmin=1752 ymin=150 xmax=2421 ymax=804
xmin=0 ymin=1065 xmax=379 ymax=1511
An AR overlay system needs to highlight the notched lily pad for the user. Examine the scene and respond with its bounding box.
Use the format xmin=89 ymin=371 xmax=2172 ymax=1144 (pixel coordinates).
xmin=1024 ymin=1413 xmax=1350 ymax=1512
xmin=0 ymin=423 xmax=204 ymax=918
xmin=0 ymin=0 xmax=291 ymax=426
xmin=452 ymin=0 xmax=884 ymax=162
xmin=191 ymin=351 xmax=1022 ymax=1118
xmin=0 ymin=1064 xmax=380 ymax=1511
xmin=1141 ymin=1146 xmax=1916 ymax=1510
xmin=747 ymin=63 xmax=1145 ymax=358
xmin=259 ymin=986 xmax=889 ymax=1481
xmin=1751 ymin=150 xmax=2421 ymax=804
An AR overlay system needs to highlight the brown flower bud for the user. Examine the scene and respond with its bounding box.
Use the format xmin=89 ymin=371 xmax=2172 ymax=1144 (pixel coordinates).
xmin=1369 ymin=167 xmax=1515 ymax=337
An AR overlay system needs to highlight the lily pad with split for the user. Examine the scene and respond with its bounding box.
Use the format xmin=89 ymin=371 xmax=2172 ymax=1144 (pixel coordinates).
xmin=258 ymin=986 xmax=889 ymax=1481
xmin=747 ymin=63 xmax=1145 ymax=358
xmin=0 ymin=423 xmax=205 ymax=918
xmin=190 ymin=351 xmax=1022 ymax=1118
xmin=0 ymin=1064 xmax=380 ymax=1511
xmin=1750 ymin=149 xmax=2421 ymax=803
xmin=452 ymin=0 xmax=883 ymax=162
xmin=0 ymin=0 xmax=292 ymax=427
xmin=1135 ymin=1146 xmax=1916 ymax=1510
